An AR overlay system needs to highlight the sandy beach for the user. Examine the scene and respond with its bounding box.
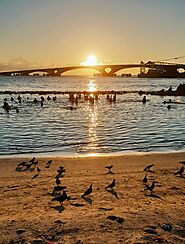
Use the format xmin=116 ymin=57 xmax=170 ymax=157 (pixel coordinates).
xmin=0 ymin=152 xmax=185 ymax=243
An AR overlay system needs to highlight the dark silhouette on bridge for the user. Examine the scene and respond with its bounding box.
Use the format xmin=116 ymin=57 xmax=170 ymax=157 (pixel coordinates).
xmin=0 ymin=61 xmax=185 ymax=78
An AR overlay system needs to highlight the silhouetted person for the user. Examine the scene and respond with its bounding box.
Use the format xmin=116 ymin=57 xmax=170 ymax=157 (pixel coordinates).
xmin=105 ymin=179 xmax=116 ymax=190
xmin=47 ymin=96 xmax=51 ymax=101
xmin=167 ymin=105 xmax=171 ymax=110
xmin=3 ymin=101 xmax=11 ymax=112
xmin=17 ymin=95 xmax=22 ymax=104
xmin=16 ymin=108 xmax=19 ymax=113
xmin=142 ymin=96 xmax=146 ymax=104
xmin=81 ymin=184 xmax=92 ymax=198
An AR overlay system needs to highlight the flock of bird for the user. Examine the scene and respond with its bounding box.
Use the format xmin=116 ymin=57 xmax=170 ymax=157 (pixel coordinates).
xmin=16 ymin=157 xmax=185 ymax=206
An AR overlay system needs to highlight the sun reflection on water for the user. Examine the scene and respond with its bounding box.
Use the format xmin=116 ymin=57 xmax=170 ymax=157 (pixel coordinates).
xmin=87 ymin=80 xmax=97 ymax=92
xmin=88 ymin=106 xmax=98 ymax=150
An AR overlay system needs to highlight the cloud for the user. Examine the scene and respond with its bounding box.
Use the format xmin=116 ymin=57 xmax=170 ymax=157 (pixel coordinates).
xmin=0 ymin=57 xmax=48 ymax=72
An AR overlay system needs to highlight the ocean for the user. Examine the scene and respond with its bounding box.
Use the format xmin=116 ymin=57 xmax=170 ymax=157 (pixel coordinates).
xmin=0 ymin=76 xmax=184 ymax=157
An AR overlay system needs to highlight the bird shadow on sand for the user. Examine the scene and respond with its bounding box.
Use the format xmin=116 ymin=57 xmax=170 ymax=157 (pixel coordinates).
xmin=31 ymin=173 xmax=39 ymax=180
xmin=106 ymin=170 xmax=115 ymax=175
xmin=70 ymin=203 xmax=85 ymax=207
xmin=176 ymin=175 xmax=185 ymax=179
xmin=81 ymin=196 xmax=93 ymax=205
xmin=15 ymin=167 xmax=35 ymax=173
xmin=106 ymin=189 xmax=119 ymax=199
xmin=145 ymin=193 xmax=162 ymax=199
xmin=50 ymin=205 xmax=65 ymax=213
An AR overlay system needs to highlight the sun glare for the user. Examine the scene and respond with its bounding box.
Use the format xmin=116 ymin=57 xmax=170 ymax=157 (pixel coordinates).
xmin=80 ymin=55 xmax=101 ymax=66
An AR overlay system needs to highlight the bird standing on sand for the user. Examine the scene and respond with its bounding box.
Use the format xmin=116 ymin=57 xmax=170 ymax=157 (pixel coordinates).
xmin=81 ymin=184 xmax=92 ymax=198
xmin=32 ymin=160 xmax=39 ymax=166
xmin=144 ymin=164 xmax=154 ymax=172
xmin=174 ymin=166 xmax=184 ymax=176
xmin=105 ymin=165 xmax=113 ymax=173
xmin=54 ymin=185 xmax=67 ymax=192
xmin=52 ymin=190 xmax=68 ymax=205
xmin=56 ymin=177 xmax=61 ymax=185
xmin=179 ymin=161 xmax=185 ymax=165
xmin=105 ymin=179 xmax=116 ymax=190
xmin=45 ymin=160 xmax=52 ymax=168
xmin=37 ymin=167 xmax=41 ymax=173
xmin=143 ymin=175 xmax=148 ymax=184
xmin=18 ymin=161 xmax=28 ymax=167
xmin=144 ymin=181 xmax=155 ymax=194
xmin=29 ymin=157 xmax=36 ymax=163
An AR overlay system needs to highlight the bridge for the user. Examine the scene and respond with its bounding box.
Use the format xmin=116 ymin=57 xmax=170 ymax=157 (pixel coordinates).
xmin=0 ymin=61 xmax=185 ymax=77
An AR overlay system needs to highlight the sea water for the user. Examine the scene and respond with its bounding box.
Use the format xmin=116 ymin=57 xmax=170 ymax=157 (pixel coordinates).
xmin=0 ymin=76 xmax=184 ymax=156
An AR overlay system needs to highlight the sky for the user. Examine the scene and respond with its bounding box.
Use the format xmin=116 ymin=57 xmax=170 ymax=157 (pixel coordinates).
xmin=0 ymin=0 xmax=185 ymax=72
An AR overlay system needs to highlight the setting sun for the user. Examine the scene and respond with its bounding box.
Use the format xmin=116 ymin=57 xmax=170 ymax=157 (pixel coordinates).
xmin=80 ymin=55 xmax=102 ymax=66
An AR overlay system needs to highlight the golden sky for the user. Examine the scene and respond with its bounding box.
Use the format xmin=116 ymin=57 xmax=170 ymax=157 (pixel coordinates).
xmin=0 ymin=0 xmax=185 ymax=72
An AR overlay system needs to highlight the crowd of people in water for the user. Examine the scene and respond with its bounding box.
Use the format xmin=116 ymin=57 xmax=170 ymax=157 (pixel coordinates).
xmin=1 ymin=90 xmax=175 ymax=114
xmin=2 ymin=92 xmax=120 ymax=113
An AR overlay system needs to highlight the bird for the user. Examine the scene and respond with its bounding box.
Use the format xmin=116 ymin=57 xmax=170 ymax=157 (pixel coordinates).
xmin=179 ymin=161 xmax=185 ymax=165
xmin=81 ymin=184 xmax=92 ymax=198
xmin=144 ymin=164 xmax=154 ymax=172
xmin=18 ymin=161 xmax=28 ymax=167
xmin=23 ymin=163 xmax=33 ymax=171
xmin=144 ymin=181 xmax=155 ymax=193
xmin=174 ymin=166 xmax=184 ymax=176
xmin=105 ymin=165 xmax=113 ymax=173
xmin=45 ymin=160 xmax=52 ymax=168
xmin=105 ymin=179 xmax=116 ymax=190
xmin=32 ymin=160 xmax=39 ymax=166
xmin=143 ymin=175 xmax=148 ymax=184
xmin=37 ymin=167 xmax=41 ymax=173
xmin=51 ymin=190 xmax=68 ymax=205
xmin=56 ymin=177 xmax=61 ymax=185
xmin=29 ymin=157 xmax=36 ymax=163
xmin=57 ymin=168 xmax=65 ymax=175
xmin=53 ymin=185 xmax=67 ymax=192
xmin=59 ymin=165 xmax=65 ymax=170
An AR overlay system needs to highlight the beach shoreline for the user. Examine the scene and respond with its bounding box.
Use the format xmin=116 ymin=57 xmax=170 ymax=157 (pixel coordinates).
xmin=0 ymin=151 xmax=185 ymax=243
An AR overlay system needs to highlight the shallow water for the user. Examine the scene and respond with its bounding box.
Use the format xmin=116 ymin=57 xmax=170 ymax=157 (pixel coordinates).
xmin=0 ymin=76 xmax=185 ymax=156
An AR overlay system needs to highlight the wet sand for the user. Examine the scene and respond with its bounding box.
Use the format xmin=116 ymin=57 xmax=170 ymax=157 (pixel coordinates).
xmin=0 ymin=152 xmax=185 ymax=243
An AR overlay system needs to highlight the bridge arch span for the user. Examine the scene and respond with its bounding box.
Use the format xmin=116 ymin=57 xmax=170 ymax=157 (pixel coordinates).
xmin=57 ymin=66 xmax=102 ymax=76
